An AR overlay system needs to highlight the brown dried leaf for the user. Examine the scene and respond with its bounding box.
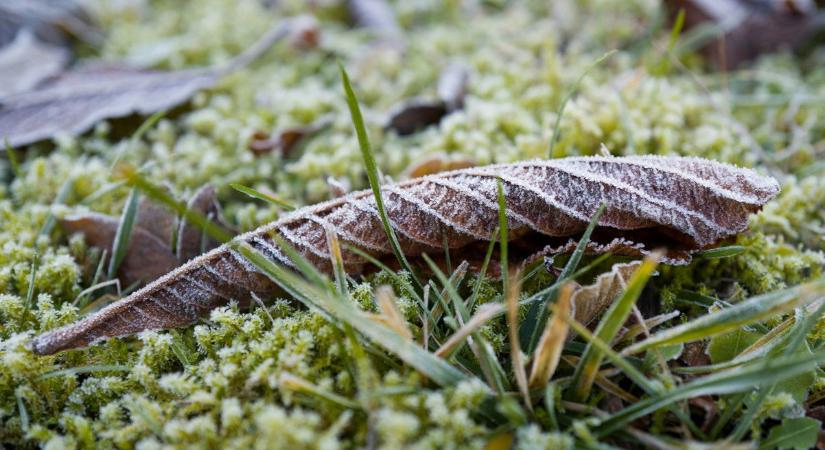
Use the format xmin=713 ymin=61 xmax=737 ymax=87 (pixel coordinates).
xmin=248 ymin=115 xmax=331 ymax=157
xmin=670 ymin=0 xmax=825 ymax=70
xmin=60 ymin=212 xmax=179 ymax=288
xmin=385 ymin=64 xmax=470 ymax=135
xmin=176 ymin=184 xmax=226 ymax=263
xmin=30 ymin=155 xmax=779 ymax=354
xmin=405 ymin=154 xmax=476 ymax=178
xmin=569 ymin=261 xmax=642 ymax=328
xmin=0 ymin=30 xmax=69 ymax=98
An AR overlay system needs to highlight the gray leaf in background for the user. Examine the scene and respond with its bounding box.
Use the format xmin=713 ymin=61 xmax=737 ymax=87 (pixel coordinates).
xmin=0 ymin=66 xmax=218 ymax=147
xmin=0 ymin=30 xmax=70 ymax=98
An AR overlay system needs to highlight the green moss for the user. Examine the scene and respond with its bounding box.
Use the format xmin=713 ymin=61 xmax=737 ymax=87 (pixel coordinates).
xmin=3 ymin=0 xmax=825 ymax=447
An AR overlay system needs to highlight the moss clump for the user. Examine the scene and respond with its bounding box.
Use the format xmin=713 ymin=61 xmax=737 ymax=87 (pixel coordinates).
xmin=3 ymin=0 xmax=825 ymax=448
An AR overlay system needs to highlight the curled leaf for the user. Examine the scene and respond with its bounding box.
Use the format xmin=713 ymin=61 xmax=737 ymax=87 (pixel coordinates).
xmin=30 ymin=155 xmax=778 ymax=354
xmin=569 ymin=261 xmax=643 ymax=328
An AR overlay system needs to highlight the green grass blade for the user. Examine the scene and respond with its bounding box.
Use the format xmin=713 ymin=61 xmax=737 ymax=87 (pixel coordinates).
xmin=118 ymin=166 xmax=233 ymax=244
xmin=230 ymin=183 xmax=295 ymax=210
xmin=107 ymin=187 xmax=141 ymax=280
xmin=339 ymin=63 xmax=420 ymax=289
xmin=234 ymin=241 xmax=471 ymax=387
xmin=520 ymin=203 xmax=606 ymax=353
xmin=623 ymin=279 xmax=825 ymax=355
xmin=594 ymin=348 xmax=825 ymax=437
xmin=569 ymin=254 xmax=659 ymax=401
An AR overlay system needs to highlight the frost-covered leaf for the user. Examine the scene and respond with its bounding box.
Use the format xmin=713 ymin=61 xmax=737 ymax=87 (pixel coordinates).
xmin=59 ymin=185 xmax=226 ymax=289
xmin=0 ymin=66 xmax=218 ymax=147
xmin=30 ymin=155 xmax=779 ymax=354
xmin=0 ymin=18 xmax=307 ymax=147
xmin=0 ymin=30 xmax=69 ymax=98
xmin=761 ymin=417 xmax=820 ymax=450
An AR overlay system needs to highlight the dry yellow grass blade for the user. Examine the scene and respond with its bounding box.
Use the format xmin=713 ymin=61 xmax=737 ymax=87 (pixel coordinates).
xmin=505 ymin=269 xmax=530 ymax=407
xmin=435 ymin=303 xmax=504 ymax=358
xmin=374 ymin=285 xmax=413 ymax=341
xmin=528 ymin=283 xmax=574 ymax=388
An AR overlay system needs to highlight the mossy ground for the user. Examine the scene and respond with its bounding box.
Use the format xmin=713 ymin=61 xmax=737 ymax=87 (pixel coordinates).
xmin=2 ymin=0 xmax=825 ymax=448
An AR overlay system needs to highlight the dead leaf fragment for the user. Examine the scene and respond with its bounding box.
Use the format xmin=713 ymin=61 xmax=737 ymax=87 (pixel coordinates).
xmin=0 ymin=30 xmax=69 ymax=97
xmin=405 ymin=153 xmax=476 ymax=178
xmin=61 ymin=212 xmax=179 ymax=288
xmin=385 ymin=64 xmax=470 ymax=135
xmin=669 ymin=0 xmax=825 ymax=69
xmin=570 ymin=261 xmax=642 ymax=328
xmin=177 ymin=184 xmax=227 ymax=263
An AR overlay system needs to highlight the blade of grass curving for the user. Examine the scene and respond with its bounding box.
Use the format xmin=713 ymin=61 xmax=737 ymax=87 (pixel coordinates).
xmin=569 ymin=253 xmax=660 ymax=401
xmin=339 ymin=63 xmax=420 ymax=290
xmin=436 ymin=303 xmax=504 ymax=358
xmin=595 ymin=348 xmax=825 ymax=437
xmin=623 ymin=278 xmax=825 ymax=355
xmin=234 ymin=241 xmax=470 ymax=387
xmin=37 ymin=364 xmax=131 ymax=380
xmin=107 ymin=187 xmax=141 ymax=280
xmin=544 ymin=383 xmax=559 ymax=431
xmin=110 ymin=110 xmax=166 ymax=171
xmin=230 ymin=183 xmax=295 ymax=210
xmin=520 ymin=203 xmax=606 ymax=354
xmin=506 ymin=269 xmax=530 ymax=408
xmin=563 ymin=312 xmax=658 ymax=395
xmin=697 ymin=245 xmax=746 ymax=259
xmin=548 ymin=50 xmax=616 ymax=158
